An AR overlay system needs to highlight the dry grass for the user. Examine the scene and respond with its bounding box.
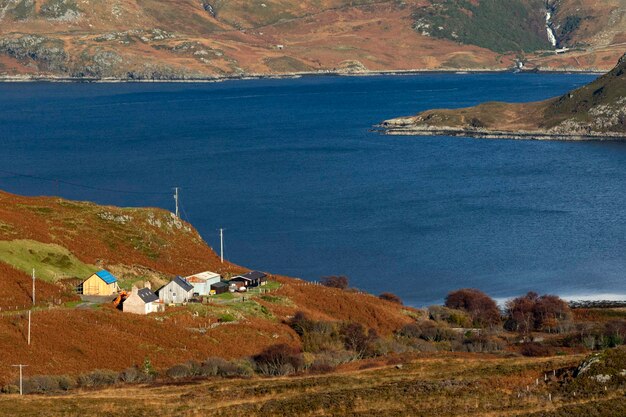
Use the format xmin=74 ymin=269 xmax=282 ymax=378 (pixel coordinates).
xmin=2 ymin=353 xmax=617 ymax=417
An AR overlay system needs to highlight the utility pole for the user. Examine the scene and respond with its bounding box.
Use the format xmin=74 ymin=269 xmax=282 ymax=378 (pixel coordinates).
xmin=220 ymin=228 xmax=224 ymax=263
xmin=31 ymin=269 xmax=35 ymax=305
xmin=27 ymin=310 xmax=31 ymax=346
xmin=11 ymin=365 xmax=27 ymax=395
xmin=173 ymin=187 xmax=180 ymax=218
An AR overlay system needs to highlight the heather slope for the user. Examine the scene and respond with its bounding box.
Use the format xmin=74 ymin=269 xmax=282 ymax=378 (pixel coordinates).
xmin=380 ymin=53 xmax=626 ymax=140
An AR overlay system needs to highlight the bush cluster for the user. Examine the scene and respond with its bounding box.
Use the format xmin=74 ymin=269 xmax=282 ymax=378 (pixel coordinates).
xmin=504 ymin=292 xmax=572 ymax=334
xmin=288 ymin=312 xmax=385 ymax=361
xmin=445 ymin=288 xmax=501 ymax=328
xmin=320 ymin=276 xmax=349 ymax=290
xmin=166 ymin=358 xmax=252 ymax=379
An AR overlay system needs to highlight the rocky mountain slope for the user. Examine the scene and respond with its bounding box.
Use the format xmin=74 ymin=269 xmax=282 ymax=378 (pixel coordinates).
xmin=0 ymin=0 xmax=625 ymax=80
xmin=379 ymin=53 xmax=626 ymax=140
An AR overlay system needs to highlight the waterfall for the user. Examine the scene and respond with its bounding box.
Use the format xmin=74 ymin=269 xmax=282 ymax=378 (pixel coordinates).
xmin=546 ymin=10 xmax=557 ymax=47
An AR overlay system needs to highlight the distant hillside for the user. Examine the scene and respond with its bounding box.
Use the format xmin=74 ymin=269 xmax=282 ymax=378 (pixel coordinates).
xmin=0 ymin=0 xmax=625 ymax=79
xmin=379 ymin=53 xmax=626 ymax=140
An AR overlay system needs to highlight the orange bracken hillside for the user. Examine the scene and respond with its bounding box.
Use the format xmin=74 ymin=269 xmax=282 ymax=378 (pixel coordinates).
xmin=0 ymin=262 xmax=78 ymax=311
xmin=0 ymin=190 xmax=240 ymax=277
xmin=0 ymin=191 xmax=417 ymax=383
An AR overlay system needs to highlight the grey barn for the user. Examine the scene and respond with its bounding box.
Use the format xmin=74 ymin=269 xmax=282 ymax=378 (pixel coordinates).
xmin=157 ymin=276 xmax=194 ymax=304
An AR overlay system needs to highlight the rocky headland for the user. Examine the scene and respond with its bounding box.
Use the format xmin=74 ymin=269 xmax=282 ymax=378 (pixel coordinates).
xmin=378 ymin=54 xmax=626 ymax=141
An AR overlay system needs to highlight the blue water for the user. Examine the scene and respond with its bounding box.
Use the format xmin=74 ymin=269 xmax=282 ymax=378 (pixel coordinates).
xmin=2 ymin=73 xmax=625 ymax=306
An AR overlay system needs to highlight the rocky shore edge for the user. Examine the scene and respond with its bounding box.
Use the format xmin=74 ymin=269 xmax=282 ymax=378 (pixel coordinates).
xmin=0 ymin=67 xmax=605 ymax=84
xmin=374 ymin=123 xmax=626 ymax=141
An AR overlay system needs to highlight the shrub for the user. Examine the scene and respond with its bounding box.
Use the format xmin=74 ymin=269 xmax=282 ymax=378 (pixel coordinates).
xmin=320 ymin=276 xmax=349 ymax=289
xmin=459 ymin=333 xmax=506 ymax=353
xmin=6 ymin=375 xmax=76 ymax=394
xmin=198 ymin=357 xmax=252 ymax=378
xmin=309 ymin=359 xmax=335 ymax=374
xmin=199 ymin=357 xmax=230 ymax=377
xmin=288 ymin=312 xmax=342 ymax=353
xmin=310 ymin=350 xmax=356 ymax=368
xmin=1 ymin=385 xmax=19 ymax=394
xmin=166 ymin=364 xmax=192 ymax=379
xmin=219 ymin=313 xmax=237 ymax=323
xmin=428 ymin=305 xmax=473 ymax=328
xmin=445 ymin=288 xmax=501 ymax=328
xmin=520 ymin=342 xmax=555 ymax=357
xmin=340 ymin=322 xmax=380 ymax=358
xmin=398 ymin=321 xmax=459 ymax=343
xmin=57 ymin=375 xmax=77 ymax=391
xmin=253 ymin=344 xmax=304 ymax=376
xmin=119 ymin=366 xmax=141 ymax=383
xmin=22 ymin=376 xmax=60 ymax=394
xmin=379 ymin=292 xmax=403 ymax=305
xmin=77 ymin=370 xmax=118 ymax=388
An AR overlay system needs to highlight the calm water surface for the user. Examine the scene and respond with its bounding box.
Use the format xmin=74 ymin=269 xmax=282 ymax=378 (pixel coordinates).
xmin=2 ymin=73 xmax=624 ymax=306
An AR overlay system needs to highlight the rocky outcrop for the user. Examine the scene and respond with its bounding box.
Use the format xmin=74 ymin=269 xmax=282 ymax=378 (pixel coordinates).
xmin=0 ymin=35 xmax=68 ymax=72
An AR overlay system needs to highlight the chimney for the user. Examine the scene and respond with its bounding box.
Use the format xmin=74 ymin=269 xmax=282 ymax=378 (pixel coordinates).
xmin=144 ymin=281 xmax=152 ymax=290
xmin=131 ymin=286 xmax=139 ymax=295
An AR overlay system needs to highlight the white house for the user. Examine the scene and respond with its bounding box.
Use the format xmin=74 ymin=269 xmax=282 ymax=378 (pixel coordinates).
xmin=123 ymin=285 xmax=160 ymax=315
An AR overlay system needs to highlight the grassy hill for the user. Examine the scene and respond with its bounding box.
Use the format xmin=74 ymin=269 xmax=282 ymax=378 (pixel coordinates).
xmin=380 ymin=53 xmax=626 ymax=139
xmin=0 ymin=0 xmax=624 ymax=79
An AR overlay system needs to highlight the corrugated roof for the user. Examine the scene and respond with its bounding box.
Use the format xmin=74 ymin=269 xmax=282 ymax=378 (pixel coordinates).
xmin=173 ymin=276 xmax=194 ymax=292
xmin=186 ymin=271 xmax=221 ymax=281
xmin=95 ymin=270 xmax=118 ymax=284
xmin=243 ymin=271 xmax=267 ymax=280
xmin=137 ymin=288 xmax=159 ymax=303
xmin=229 ymin=275 xmax=252 ymax=282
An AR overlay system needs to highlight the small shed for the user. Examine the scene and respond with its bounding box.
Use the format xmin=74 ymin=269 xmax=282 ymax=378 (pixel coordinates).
xmin=81 ymin=270 xmax=120 ymax=296
xmin=157 ymin=276 xmax=194 ymax=304
xmin=123 ymin=286 xmax=160 ymax=315
xmin=186 ymin=271 xmax=221 ymax=296
xmin=210 ymin=281 xmax=230 ymax=295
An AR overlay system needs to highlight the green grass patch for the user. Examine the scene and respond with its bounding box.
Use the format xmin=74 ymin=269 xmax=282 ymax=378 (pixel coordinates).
xmin=218 ymin=313 xmax=237 ymax=323
xmin=263 ymin=281 xmax=281 ymax=291
xmin=413 ymin=0 xmax=551 ymax=53
xmin=214 ymin=292 xmax=235 ymax=301
xmin=63 ymin=300 xmax=83 ymax=308
xmin=0 ymin=239 xmax=98 ymax=282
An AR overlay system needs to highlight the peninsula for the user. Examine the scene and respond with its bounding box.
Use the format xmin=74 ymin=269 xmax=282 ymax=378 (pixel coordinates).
xmin=379 ymin=54 xmax=626 ymax=140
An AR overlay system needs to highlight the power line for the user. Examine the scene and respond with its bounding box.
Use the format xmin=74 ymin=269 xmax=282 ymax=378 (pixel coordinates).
xmin=173 ymin=187 xmax=180 ymax=218
xmin=11 ymin=365 xmax=27 ymax=395
xmin=0 ymin=168 xmax=172 ymax=196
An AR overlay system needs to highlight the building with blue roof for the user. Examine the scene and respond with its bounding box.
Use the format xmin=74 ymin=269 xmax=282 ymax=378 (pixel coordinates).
xmin=81 ymin=270 xmax=120 ymax=296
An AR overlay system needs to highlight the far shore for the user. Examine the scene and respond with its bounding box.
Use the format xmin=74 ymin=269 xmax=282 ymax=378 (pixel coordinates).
xmin=0 ymin=67 xmax=605 ymax=84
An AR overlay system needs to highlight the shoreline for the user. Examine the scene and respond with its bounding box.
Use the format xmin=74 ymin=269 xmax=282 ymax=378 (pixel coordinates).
xmin=375 ymin=126 xmax=626 ymax=142
xmin=0 ymin=67 xmax=605 ymax=84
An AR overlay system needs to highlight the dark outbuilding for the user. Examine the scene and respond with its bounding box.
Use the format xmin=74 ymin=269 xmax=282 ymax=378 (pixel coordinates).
xmin=211 ymin=281 xmax=230 ymax=295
